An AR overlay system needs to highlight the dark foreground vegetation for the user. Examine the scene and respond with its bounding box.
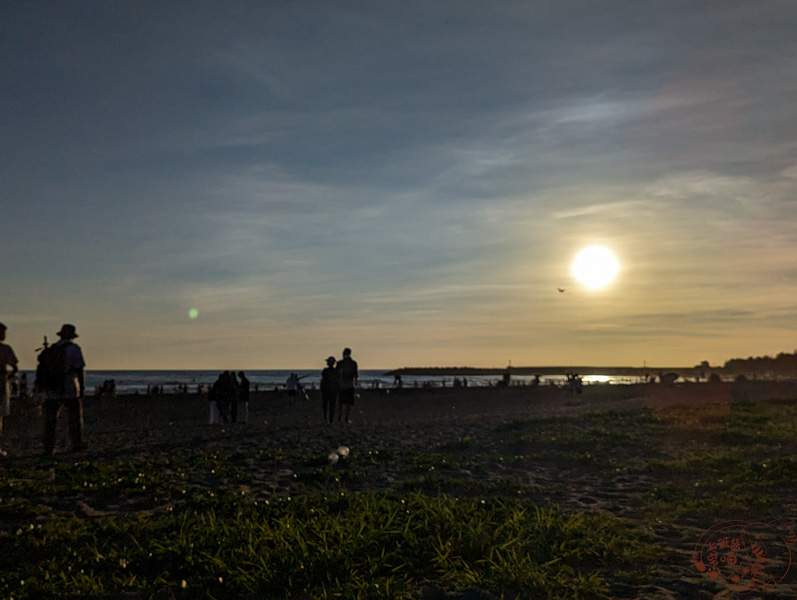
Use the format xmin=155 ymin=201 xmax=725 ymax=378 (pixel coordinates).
xmin=1 ymin=395 xmax=796 ymax=599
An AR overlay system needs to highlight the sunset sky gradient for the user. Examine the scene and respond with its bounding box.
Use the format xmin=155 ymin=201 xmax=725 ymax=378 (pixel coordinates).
xmin=3 ymin=2 xmax=797 ymax=370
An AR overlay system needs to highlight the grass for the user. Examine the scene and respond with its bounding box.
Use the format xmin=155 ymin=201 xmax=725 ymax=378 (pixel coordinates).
xmin=639 ymin=400 xmax=797 ymax=521
xmin=2 ymin=396 xmax=796 ymax=598
xmin=492 ymin=409 xmax=666 ymax=470
xmin=0 ymin=490 xmax=657 ymax=599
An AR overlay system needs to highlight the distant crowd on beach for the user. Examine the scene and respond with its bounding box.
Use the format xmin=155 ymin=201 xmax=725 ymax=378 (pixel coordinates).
xmin=2 ymin=317 xmax=764 ymax=459
xmin=207 ymin=370 xmax=250 ymax=425
xmin=201 ymin=347 xmax=360 ymax=426
xmin=2 ymin=363 xmax=724 ymax=408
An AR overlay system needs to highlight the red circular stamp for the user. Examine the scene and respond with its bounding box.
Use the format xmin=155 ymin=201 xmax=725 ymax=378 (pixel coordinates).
xmin=693 ymin=518 xmax=796 ymax=594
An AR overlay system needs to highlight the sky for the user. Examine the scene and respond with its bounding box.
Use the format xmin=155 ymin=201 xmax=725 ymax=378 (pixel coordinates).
xmin=2 ymin=1 xmax=797 ymax=370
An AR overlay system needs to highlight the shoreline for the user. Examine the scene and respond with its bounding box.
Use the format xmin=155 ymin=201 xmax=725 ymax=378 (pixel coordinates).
xmin=7 ymin=379 xmax=797 ymax=442
xmin=385 ymin=365 xmax=699 ymax=376
xmin=385 ymin=365 xmax=797 ymax=378
xmin=92 ymin=377 xmax=797 ymax=404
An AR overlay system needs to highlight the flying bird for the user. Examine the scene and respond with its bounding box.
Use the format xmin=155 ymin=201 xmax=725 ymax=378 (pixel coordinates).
xmin=557 ymin=288 xmax=566 ymax=293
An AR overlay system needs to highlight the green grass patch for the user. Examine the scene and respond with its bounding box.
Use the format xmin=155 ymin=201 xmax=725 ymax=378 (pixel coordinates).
xmin=640 ymin=399 xmax=797 ymax=521
xmin=0 ymin=490 xmax=658 ymax=600
xmin=489 ymin=409 xmax=666 ymax=471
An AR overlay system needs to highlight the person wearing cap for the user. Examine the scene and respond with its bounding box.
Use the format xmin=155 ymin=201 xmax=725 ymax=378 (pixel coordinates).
xmin=42 ymin=324 xmax=87 ymax=456
xmin=0 ymin=322 xmax=19 ymax=457
xmin=336 ymin=347 xmax=359 ymax=423
xmin=320 ymin=356 xmax=339 ymax=424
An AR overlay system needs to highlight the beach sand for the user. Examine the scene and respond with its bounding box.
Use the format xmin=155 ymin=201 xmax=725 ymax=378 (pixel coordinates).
xmin=5 ymin=379 xmax=787 ymax=463
xmin=2 ymin=381 xmax=796 ymax=598
xmin=0 ymin=381 xmax=740 ymax=464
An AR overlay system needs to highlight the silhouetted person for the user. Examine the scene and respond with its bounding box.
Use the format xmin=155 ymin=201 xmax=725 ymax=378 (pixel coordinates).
xmin=320 ymin=356 xmax=338 ymax=423
xmin=208 ymin=376 xmax=221 ymax=424
xmin=286 ymin=372 xmax=299 ymax=397
xmin=41 ymin=324 xmax=86 ymax=456
xmin=19 ymin=371 xmax=29 ymax=400
xmin=209 ymin=372 xmax=233 ymax=424
xmin=0 ymin=322 xmax=19 ymax=457
xmin=225 ymin=371 xmax=240 ymax=422
xmin=336 ymin=347 xmax=359 ymax=423
xmin=238 ymin=371 xmax=250 ymax=423
xmin=98 ymin=379 xmax=116 ymax=400
xmin=565 ymin=372 xmax=575 ymax=399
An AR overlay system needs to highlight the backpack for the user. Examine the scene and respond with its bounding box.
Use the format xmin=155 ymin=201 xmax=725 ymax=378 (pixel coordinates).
xmin=35 ymin=343 xmax=69 ymax=395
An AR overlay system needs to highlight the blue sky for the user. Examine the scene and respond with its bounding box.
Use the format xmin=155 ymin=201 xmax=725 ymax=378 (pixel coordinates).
xmin=3 ymin=1 xmax=797 ymax=369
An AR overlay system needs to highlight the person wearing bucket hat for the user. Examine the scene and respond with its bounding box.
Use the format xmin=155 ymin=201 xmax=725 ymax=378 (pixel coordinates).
xmin=0 ymin=322 xmax=19 ymax=457
xmin=56 ymin=324 xmax=79 ymax=339
xmin=320 ymin=356 xmax=339 ymax=424
xmin=41 ymin=324 xmax=87 ymax=456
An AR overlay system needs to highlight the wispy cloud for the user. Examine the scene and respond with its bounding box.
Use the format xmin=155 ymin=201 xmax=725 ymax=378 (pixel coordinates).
xmin=3 ymin=1 xmax=797 ymax=368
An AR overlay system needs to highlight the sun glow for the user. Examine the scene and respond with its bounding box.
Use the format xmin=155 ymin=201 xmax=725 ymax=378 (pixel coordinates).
xmin=572 ymin=246 xmax=620 ymax=289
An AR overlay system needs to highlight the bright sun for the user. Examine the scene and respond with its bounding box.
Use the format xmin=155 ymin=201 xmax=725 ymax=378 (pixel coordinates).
xmin=572 ymin=245 xmax=620 ymax=289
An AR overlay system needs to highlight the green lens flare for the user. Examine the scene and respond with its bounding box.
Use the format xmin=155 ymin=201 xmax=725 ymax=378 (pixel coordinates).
xmin=188 ymin=308 xmax=199 ymax=319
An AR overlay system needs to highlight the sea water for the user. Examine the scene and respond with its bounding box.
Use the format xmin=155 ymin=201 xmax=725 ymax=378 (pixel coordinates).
xmin=13 ymin=369 xmax=648 ymax=396
xmin=73 ymin=370 xmax=644 ymax=395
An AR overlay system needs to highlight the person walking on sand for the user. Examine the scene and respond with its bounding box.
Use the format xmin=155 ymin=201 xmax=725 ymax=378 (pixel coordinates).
xmin=209 ymin=372 xmax=234 ymax=424
xmin=320 ymin=356 xmax=339 ymax=423
xmin=0 ymin=322 xmax=20 ymax=457
xmin=237 ymin=371 xmax=250 ymax=424
xmin=40 ymin=324 xmax=87 ymax=456
xmin=208 ymin=373 xmax=223 ymax=424
xmin=336 ymin=347 xmax=358 ymax=423
xmin=225 ymin=370 xmax=240 ymax=423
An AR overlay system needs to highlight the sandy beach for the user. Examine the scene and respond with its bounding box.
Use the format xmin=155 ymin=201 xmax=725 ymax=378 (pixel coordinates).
xmin=2 ymin=381 xmax=796 ymax=599
xmin=4 ymin=379 xmax=793 ymax=464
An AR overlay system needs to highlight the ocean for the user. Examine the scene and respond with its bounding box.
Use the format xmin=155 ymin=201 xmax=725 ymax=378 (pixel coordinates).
xmin=15 ymin=369 xmax=647 ymax=396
